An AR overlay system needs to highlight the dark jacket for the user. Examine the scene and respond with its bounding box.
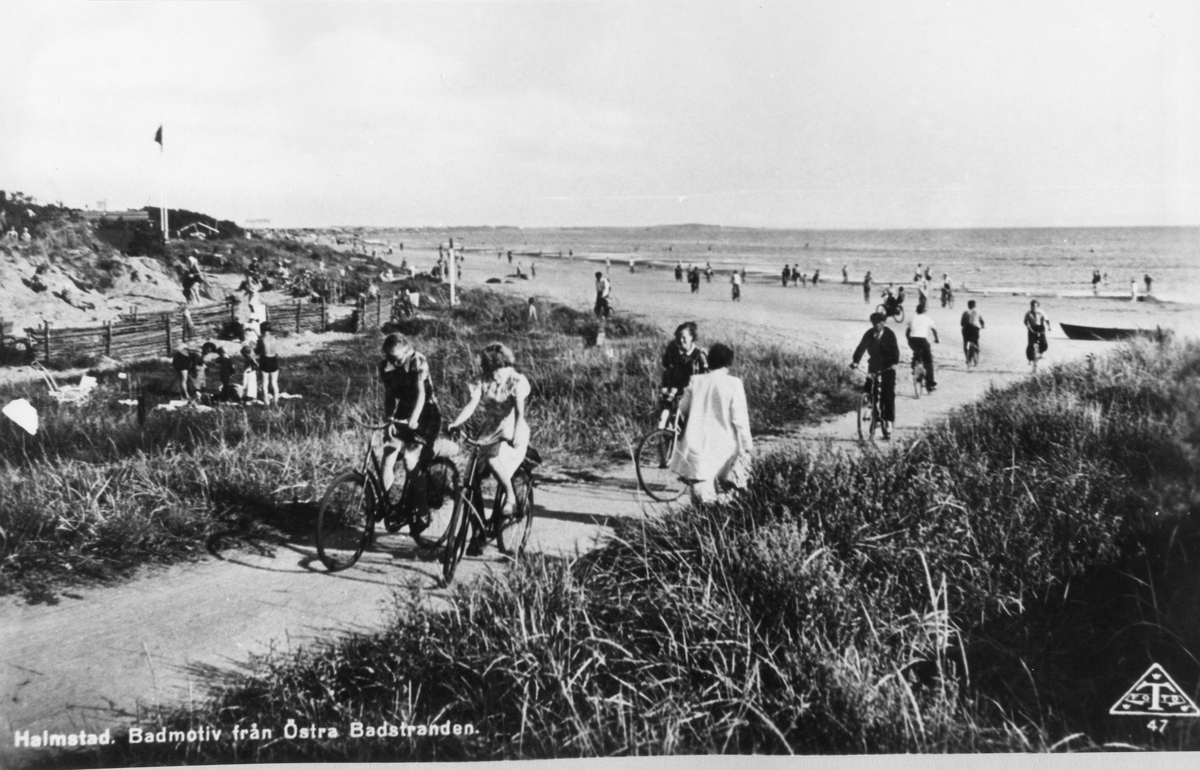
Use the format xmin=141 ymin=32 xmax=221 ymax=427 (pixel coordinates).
xmin=852 ymin=326 xmax=900 ymax=373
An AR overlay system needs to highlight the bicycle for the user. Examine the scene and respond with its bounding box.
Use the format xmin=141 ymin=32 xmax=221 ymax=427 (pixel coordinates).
xmin=634 ymin=395 xmax=688 ymax=502
xmin=391 ymin=291 xmax=415 ymax=322
xmin=965 ymin=338 xmax=980 ymax=369
xmin=941 ymin=287 xmax=954 ymax=309
xmin=852 ymin=366 xmax=892 ymax=442
xmin=441 ymin=436 xmax=540 ymax=584
xmin=315 ymin=423 xmax=461 ymax=572
xmin=911 ymin=357 xmax=927 ymax=399
xmin=875 ymin=302 xmax=906 ymax=324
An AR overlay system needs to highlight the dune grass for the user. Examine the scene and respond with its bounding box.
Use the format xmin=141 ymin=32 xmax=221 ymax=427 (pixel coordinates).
xmin=67 ymin=336 xmax=1200 ymax=765
xmin=0 ymin=288 xmax=856 ymax=600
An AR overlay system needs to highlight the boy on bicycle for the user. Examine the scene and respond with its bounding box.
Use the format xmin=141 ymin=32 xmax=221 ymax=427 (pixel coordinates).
xmin=379 ymin=332 xmax=441 ymax=533
xmin=657 ymin=322 xmax=709 ymax=429
xmin=850 ymin=312 xmax=900 ymax=439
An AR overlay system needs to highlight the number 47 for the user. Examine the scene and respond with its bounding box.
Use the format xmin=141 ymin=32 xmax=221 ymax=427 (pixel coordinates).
xmin=1147 ymin=719 xmax=1169 ymax=734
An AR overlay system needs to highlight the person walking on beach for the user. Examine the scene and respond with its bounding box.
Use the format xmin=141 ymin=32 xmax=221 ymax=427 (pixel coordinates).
xmin=668 ymin=342 xmax=753 ymax=505
xmin=605 ymin=257 xmax=611 ymax=273
xmin=1023 ymin=300 xmax=1052 ymax=366
xmin=629 ymin=257 xmax=636 ymax=274
xmin=850 ymin=313 xmax=900 ymax=440
xmin=675 ymin=261 xmax=684 ymax=282
xmin=1129 ymin=277 xmax=1138 ymax=301
xmin=379 ymin=332 xmax=442 ymax=534
xmin=689 ymin=265 xmax=701 ymax=293
xmin=1144 ymin=274 xmax=1153 ymax=294
xmin=905 ymin=304 xmax=939 ymax=392
xmin=447 ymin=342 xmax=531 ymax=553
xmin=842 ymin=264 xmax=849 ymax=284
xmin=781 ymin=265 xmax=790 ymax=288
xmin=657 ymin=321 xmax=709 ymax=429
xmin=730 ymin=270 xmax=742 ymax=302
xmin=594 ymin=271 xmax=612 ymax=318
xmin=863 ymin=271 xmax=873 ymax=303
xmin=705 ymin=262 xmax=713 ymax=283
xmin=791 ymin=264 xmax=800 ymax=286
xmin=1092 ymin=269 xmax=1101 ymax=294
xmin=812 ymin=268 xmax=821 ymax=287
xmin=960 ymin=300 xmax=985 ymax=362
xmin=256 ymin=323 xmax=281 ymax=406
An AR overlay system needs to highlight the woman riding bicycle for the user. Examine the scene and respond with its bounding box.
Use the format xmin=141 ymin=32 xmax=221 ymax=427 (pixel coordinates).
xmin=446 ymin=342 xmax=531 ymax=555
xmin=657 ymin=322 xmax=708 ymax=429
xmin=379 ymin=333 xmax=441 ymax=533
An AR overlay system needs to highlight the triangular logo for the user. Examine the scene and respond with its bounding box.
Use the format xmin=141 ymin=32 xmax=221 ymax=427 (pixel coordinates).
xmin=1109 ymin=663 xmax=1200 ymax=717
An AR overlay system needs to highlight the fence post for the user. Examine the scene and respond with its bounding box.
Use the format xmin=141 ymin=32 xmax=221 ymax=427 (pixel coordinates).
xmin=295 ymin=300 xmax=302 ymax=334
xmin=376 ymin=294 xmax=382 ymax=328
xmin=43 ymin=321 xmax=51 ymax=365
xmin=165 ymin=315 xmax=173 ymax=357
xmin=105 ymin=321 xmax=112 ymax=357
xmin=320 ymin=296 xmax=327 ymax=331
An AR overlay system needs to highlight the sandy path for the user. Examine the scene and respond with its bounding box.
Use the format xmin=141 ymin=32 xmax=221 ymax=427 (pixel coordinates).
xmin=3 ymin=249 xmax=1197 ymax=753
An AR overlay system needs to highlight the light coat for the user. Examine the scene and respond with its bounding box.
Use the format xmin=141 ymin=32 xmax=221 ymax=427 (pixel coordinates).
xmin=669 ymin=369 xmax=753 ymax=485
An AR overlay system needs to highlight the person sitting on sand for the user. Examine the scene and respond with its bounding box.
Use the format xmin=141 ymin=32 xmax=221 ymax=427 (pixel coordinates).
xmin=1023 ymin=300 xmax=1052 ymax=365
xmin=960 ymin=300 xmax=984 ymax=361
xmin=447 ymin=342 xmax=531 ymax=553
xmin=850 ymin=312 xmax=900 ymax=439
xmin=658 ymin=322 xmax=709 ymax=429
xmin=668 ymin=342 xmax=753 ymax=505
xmin=379 ymin=332 xmax=442 ymax=534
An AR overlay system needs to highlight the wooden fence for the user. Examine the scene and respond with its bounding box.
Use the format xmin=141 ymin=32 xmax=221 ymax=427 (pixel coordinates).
xmin=20 ymin=298 xmax=329 ymax=367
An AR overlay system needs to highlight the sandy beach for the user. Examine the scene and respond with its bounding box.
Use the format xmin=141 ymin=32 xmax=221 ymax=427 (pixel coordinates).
xmin=384 ymin=245 xmax=1200 ymax=439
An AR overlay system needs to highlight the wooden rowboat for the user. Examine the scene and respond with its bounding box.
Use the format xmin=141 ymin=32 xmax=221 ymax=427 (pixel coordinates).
xmin=1060 ymin=322 xmax=1155 ymax=341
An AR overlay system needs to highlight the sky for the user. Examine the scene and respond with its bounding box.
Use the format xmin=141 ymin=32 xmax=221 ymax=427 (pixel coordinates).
xmin=2 ymin=1 xmax=1198 ymax=230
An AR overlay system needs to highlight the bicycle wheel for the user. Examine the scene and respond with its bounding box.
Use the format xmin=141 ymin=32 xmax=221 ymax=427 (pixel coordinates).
xmin=440 ymin=490 xmax=474 ymax=584
xmin=856 ymin=391 xmax=871 ymax=440
xmin=893 ymin=307 xmax=905 ymax=323
xmin=496 ymin=471 xmax=535 ymax=557
xmin=412 ymin=457 xmax=461 ymax=549
xmin=634 ymin=428 xmax=687 ymax=502
xmin=967 ymin=343 xmax=979 ymax=368
xmin=316 ymin=470 xmax=375 ymax=572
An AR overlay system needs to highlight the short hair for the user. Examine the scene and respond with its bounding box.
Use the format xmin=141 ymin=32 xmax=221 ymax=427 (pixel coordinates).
xmin=595 ymin=271 xmax=603 ymax=279
xmin=674 ymin=321 xmax=698 ymax=340
xmin=260 ymin=322 xmax=273 ymax=334
xmin=480 ymin=342 xmax=515 ymax=373
xmin=200 ymin=340 xmax=220 ymax=355
xmin=916 ymin=304 xmax=926 ymax=314
xmin=708 ymin=342 xmax=734 ymax=370
xmin=967 ymin=300 xmax=977 ymax=309
xmin=870 ymin=312 xmax=886 ymax=324
xmin=381 ymin=332 xmax=406 ymax=354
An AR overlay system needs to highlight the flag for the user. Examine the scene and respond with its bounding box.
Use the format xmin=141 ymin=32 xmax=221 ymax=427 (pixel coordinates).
xmin=154 ymin=125 xmax=163 ymax=146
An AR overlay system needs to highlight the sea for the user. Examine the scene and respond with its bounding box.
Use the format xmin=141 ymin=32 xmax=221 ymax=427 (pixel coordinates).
xmin=372 ymin=225 xmax=1200 ymax=306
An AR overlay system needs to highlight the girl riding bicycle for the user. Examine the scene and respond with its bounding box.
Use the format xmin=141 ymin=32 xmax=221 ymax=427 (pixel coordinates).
xmin=446 ymin=342 xmax=531 ymax=553
xmin=379 ymin=333 xmax=442 ymax=532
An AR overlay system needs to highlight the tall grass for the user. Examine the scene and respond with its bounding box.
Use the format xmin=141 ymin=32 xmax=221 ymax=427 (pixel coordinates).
xmin=0 ymin=289 xmax=856 ymax=599
xmin=71 ymin=336 xmax=1200 ymax=765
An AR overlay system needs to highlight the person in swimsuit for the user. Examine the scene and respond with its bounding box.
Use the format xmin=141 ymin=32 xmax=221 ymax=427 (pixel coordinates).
xmin=256 ymin=322 xmax=281 ymax=406
xmin=1023 ymin=300 xmax=1052 ymax=364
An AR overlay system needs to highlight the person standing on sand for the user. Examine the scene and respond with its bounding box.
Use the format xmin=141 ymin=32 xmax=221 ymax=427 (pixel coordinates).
xmin=1145 ymin=274 xmax=1153 ymax=294
xmin=730 ymin=270 xmax=742 ymax=302
xmin=863 ymin=271 xmax=873 ymax=303
xmin=594 ymin=271 xmax=612 ymax=318
xmin=527 ymin=297 xmax=538 ymax=325
xmin=689 ymin=265 xmax=701 ymax=293
xmin=1130 ymin=277 xmax=1138 ymax=301
xmin=668 ymin=342 xmax=753 ymax=505
xmin=1092 ymin=269 xmax=1101 ymax=293
xmin=1023 ymin=300 xmax=1051 ymax=365
xmin=792 ymin=264 xmax=800 ymax=286
xmin=240 ymin=342 xmax=259 ymax=402
xmin=629 ymin=257 xmax=636 ymax=274
xmin=256 ymin=323 xmax=281 ymax=406
xmin=531 ymin=263 xmax=537 ymax=279
xmin=905 ymin=304 xmax=939 ymax=392
xmin=675 ymin=261 xmax=684 ymax=282
xmin=812 ymin=269 xmax=820 ymax=287
xmin=960 ymin=300 xmax=984 ymax=362
xmin=605 ymin=257 xmax=611 ymax=273
xmin=705 ymin=262 xmax=714 ymax=283
xmin=842 ymin=264 xmax=849 ymax=283
xmin=781 ymin=265 xmax=790 ymax=287
xmin=850 ymin=313 xmax=900 ymax=440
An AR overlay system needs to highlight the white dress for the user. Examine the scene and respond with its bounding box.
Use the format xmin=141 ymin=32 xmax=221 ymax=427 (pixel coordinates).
xmin=668 ymin=369 xmax=753 ymax=486
xmin=471 ymin=367 xmax=531 ymax=481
